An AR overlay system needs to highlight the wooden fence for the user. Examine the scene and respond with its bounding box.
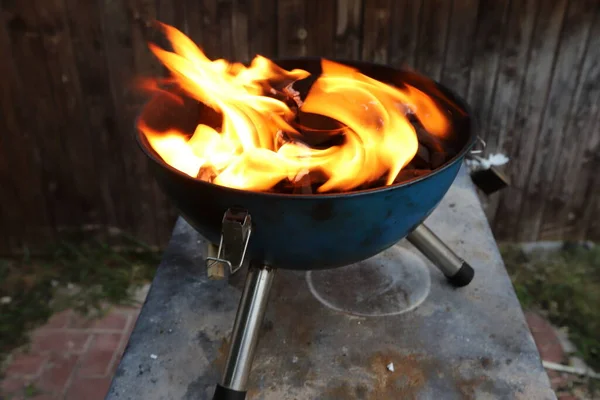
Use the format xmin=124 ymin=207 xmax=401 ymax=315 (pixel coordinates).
xmin=0 ymin=0 xmax=599 ymax=253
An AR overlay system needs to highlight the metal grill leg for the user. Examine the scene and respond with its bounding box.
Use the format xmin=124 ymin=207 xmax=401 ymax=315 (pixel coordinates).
xmin=407 ymin=224 xmax=474 ymax=287
xmin=213 ymin=265 xmax=276 ymax=400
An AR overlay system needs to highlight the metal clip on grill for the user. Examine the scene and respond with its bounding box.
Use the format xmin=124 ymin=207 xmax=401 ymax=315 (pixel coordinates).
xmin=206 ymin=208 xmax=253 ymax=279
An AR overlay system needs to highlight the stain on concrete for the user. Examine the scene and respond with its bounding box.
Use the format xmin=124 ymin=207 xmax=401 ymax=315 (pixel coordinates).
xmin=368 ymin=351 xmax=426 ymax=400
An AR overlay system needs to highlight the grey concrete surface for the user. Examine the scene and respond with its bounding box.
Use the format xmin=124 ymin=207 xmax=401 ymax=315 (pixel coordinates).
xmin=107 ymin=166 xmax=556 ymax=400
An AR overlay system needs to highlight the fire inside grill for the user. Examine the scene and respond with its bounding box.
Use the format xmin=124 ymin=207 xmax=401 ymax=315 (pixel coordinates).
xmin=138 ymin=22 xmax=458 ymax=194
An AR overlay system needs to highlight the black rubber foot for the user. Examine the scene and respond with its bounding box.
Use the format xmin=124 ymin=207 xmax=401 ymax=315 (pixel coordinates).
xmin=212 ymin=384 xmax=246 ymax=400
xmin=446 ymin=262 xmax=474 ymax=287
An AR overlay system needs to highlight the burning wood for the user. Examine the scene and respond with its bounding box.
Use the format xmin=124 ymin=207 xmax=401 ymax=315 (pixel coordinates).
xmin=139 ymin=22 xmax=458 ymax=195
xmin=430 ymin=152 xmax=448 ymax=169
xmin=283 ymin=83 xmax=303 ymax=109
xmin=291 ymin=169 xmax=313 ymax=194
xmin=197 ymin=166 xmax=217 ymax=183
xmin=393 ymin=169 xmax=432 ymax=183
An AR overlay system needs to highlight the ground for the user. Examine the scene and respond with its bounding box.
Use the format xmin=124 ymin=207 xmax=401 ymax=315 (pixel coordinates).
xmin=1 ymin=241 xmax=597 ymax=399
xmin=526 ymin=312 xmax=598 ymax=400
xmin=1 ymin=306 xmax=140 ymax=400
xmin=0 ymin=298 xmax=594 ymax=399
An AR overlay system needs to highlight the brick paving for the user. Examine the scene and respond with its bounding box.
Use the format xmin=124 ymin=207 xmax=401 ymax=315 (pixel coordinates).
xmin=1 ymin=307 xmax=140 ymax=400
xmin=525 ymin=311 xmax=566 ymax=364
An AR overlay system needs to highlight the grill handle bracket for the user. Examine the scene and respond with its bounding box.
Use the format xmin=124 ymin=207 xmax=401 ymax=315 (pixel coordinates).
xmin=206 ymin=208 xmax=252 ymax=279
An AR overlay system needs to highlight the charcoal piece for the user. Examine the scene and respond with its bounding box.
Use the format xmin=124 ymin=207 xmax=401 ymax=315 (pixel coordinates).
xmin=430 ymin=152 xmax=447 ymax=169
xmin=414 ymin=121 xmax=444 ymax=154
xmin=290 ymin=111 xmax=346 ymax=148
xmin=353 ymin=174 xmax=388 ymax=191
xmin=197 ymin=166 xmax=217 ymax=183
xmin=417 ymin=143 xmax=430 ymax=163
xmin=292 ymin=172 xmax=313 ymax=194
xmin=274 ymin=130 xmax=293 ymax=150
xmin=197 ymin=102 xmax=223 ymax=131
xmin=393 ymin=169 xmax=431 ymax=184
xmin=261 ymin=82 xmax=301 ymax=116
xmin=409 ymin=144 xmax=431 ymax=169
xmin=268 ymin=169 xmax=330 ymax=194
xmin=283 ymin=83 xmax=303 ymax=109
xmin=269 ymin=177 xmax=295 ymax=194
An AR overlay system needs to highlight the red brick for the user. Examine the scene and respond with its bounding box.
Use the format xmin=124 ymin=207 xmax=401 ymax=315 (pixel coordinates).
xmin=115 ymin=304 xmax=141 ymax=313
xmin=557 ymin=396 xmax=577 ymax=400
xmin=1 ymin=377 xmax=27 ymax=395
xmin=78 ymin=333 xmax=122 ymax=377
xmin=30 ymin=395 xmax=59 ymax=400
xmin=65 ymin=377 xmax=111 ymax=400
xmin=550 ymin=373 xmax=574 ymax=391
xmin=68 ymin=313 xmax=95 ymax=329
xmin=524 ymin=312 xmax=565 ymax=363
xmin=44 ymin=310 xmax=72 ymax=329
xmin=31 ymin=331 xmax=90 ymax=354
xmin=91 ymin=312 xmax=128 ymax=331
xmin=5 ymin=353 xmax=48 ymax=377
xmin=37 ymin=354 xmax=79 ymax=394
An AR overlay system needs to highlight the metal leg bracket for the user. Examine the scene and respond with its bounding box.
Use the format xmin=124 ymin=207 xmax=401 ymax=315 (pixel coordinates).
xmin=407 ymin=224 xmax=475 ymax=287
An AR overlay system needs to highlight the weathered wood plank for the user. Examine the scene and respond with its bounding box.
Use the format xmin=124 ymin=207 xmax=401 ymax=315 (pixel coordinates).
xmin=128 ymin=0 xmax=177 ymax=246
xmin=35 ymin=0 xmax=111 ymax=237
xmin=334 ymin=0 xmax=362 ymax=60
xmin=494 ymin=0 xmax=569 ymax=241
xmin=467 ymin=0 xmax=511 ymax=144
xmin=216 ymin=0 xmax=234 ymax=60
xmin=0 ymin=110 xmax=14 ymax=252
xmin=414 ymin=0 xmax=452 ymax=80
xmin=100 ymin=0 xmax=158 ymax=245
xmin=440 ymin=0 xmax=479 ymax=98
xmin=519 ymin=0 xmax=597 ymax=241
xmin=232 ymin=0 xmax=250 ymax=62
xmin=63 ymin=0 xmax=127 ymax=234
xmin=539 ymin=5 xmax=600 ymax=240
xmin=306 ymin=0 xmax=335 ymax=58
xmin=482 ymin=0 xmax=538 ymax=227
xmin=157 ymin=0 xmax=186 ymax=29
xmin=388 ymin=0 xmax=422 ymax=69
xmin=361 ymin=0 xmax=392 ymax=63
xmin=248 ymin=0 xmax=278 ymax=58
xmin=0 ymin=1 xmax=75 ymax=246
xmin=481 ymin=0 xmax=538 ymax=153
xmin=0 ymin=17 xmax=51 ymax=251
xmin=0 ymin=23 xmax=25 ymax=251
xmin=277 ymin=0 xmax=307 ymax=57
xmin=186 ymin=0 xmax=233 ymax=60
xmin=582 ymin=112 xmax=600 ymax=240
xmin=183 ymin=0 xmax=203 ymax=45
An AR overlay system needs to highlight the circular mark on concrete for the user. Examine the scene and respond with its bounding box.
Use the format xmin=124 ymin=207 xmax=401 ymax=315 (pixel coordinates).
xmin=306 ymin=246 xmax=431 ymax=317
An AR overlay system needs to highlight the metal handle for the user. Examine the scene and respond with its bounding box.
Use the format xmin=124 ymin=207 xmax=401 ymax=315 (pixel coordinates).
xmin=468 ymin=136 xmax=486 ymax=156
xmin=206 ymin=208 xmax=252 ymax=279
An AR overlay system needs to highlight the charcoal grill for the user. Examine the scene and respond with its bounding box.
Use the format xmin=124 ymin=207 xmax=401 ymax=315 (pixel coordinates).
xmin=137 ymin=59 xmax=477 ymax=400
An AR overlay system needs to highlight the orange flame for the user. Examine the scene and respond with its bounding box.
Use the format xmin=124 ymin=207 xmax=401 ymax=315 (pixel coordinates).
xmin=139 ymin=23 xmax=450 ymax=193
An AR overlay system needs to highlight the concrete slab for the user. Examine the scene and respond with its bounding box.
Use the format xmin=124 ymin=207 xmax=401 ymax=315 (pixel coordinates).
xmin=107 ymin=166 xmax=556 ymax=400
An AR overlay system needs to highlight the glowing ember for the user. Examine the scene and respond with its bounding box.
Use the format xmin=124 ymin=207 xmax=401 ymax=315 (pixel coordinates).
xmin=138 ymin=22 xmax=451 ymax=193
